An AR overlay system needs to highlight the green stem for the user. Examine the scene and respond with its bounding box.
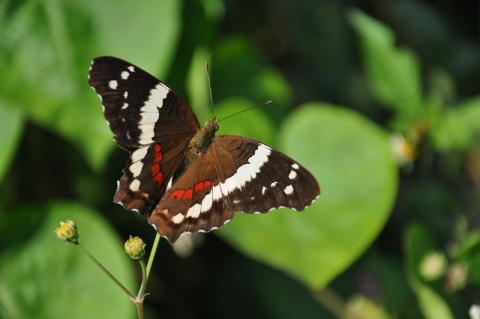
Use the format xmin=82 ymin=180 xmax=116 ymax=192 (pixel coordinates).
xmin=133 ymin=234 xmax=161 ymax=319
xmin=146 ymin=233 xmax=161 ymax=278
xmin=77 ymin=242 xmax=135 ymax=300
xmin=132 ymin=259 xmax=148 ymax=319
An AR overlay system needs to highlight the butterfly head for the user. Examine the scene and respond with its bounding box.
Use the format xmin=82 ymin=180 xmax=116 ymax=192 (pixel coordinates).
xmin=204 ymin=117 xmax=219 ymax=133
xmin=188 ymin=118 xmax=219 ymax=155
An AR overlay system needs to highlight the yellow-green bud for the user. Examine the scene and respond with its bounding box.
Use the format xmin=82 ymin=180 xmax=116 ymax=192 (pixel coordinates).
xmin=55 ymin=220 xmax=79 ymax=244
xmin=419 ymin=251 xmax=447 ymax=281
xmin=124 ymin=236 xmax=146 ymax=259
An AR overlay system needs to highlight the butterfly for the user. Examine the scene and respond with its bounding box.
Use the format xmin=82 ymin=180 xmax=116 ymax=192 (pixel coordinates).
xmin=88 ymin=56 xmax=320 ymax=242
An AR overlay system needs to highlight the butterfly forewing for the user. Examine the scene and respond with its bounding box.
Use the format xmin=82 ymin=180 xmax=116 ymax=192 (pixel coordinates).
xmin=218 ymin=136 xmax=320 ymax=213
xmin=89 ymin=56 xmax=200 ymax=215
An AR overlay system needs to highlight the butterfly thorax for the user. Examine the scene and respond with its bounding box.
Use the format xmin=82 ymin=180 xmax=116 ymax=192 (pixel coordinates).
xmin=188 ymin=118 xmax=219 ymax=158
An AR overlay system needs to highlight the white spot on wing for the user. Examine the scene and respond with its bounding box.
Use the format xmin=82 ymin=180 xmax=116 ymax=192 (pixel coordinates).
xmin=129 ymin=161 xmax=143 ymax=177
xmin=172 ymin=213 xmax=185 ymax=224
xmin=121 ymin=103 xmax=129 ymax=109
xmin=288 ymin=170 xmax=297 ymax=180
xmin=284 ymin=185 xmax=294 ymax=195
xmin=291 ymin=163 xmax=299 ymax=170
xmin=123 ymin=91 xmax=128 ymax=99
xmin=186 ymin=203 xmax=202 ymax=218
xmin=109 ymin=80 xmax=118 ymax=89
xmin=129 ymin=147 xmax=149 ymax=176
xmin=129 ymin=179 xmax=141 ymax=192
xmin=271 ymin=181 xmax=278 ymax=187
xmin=166 ymin=177 xmax=173 ymax=191
xmin=121 ymin=71 xmax=129 ymax=80
xmin=200 ymin=144 xmax=271 ymax=213
xmin=212 ymin=185 xmax=222 ymax=201
xmin=128 ymin=66 xmax=135 ymax=72
xmin=202 ymin=192 xmax=213 ymax=212
xmin=262 ymin=186 xmax=267 ymax=194
xmin=138 ymin=84 xmax=169 ymax=144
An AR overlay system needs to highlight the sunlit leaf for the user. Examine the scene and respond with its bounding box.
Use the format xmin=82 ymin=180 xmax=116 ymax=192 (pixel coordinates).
xmin=219 ymin=103 xmax=398 ymax=289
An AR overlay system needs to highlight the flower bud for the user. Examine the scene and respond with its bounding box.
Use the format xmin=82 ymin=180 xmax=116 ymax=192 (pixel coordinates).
xmin=419 ymin=251 xmax=447 ymax=281
xmin=124 ymin=236 xmax=146 ymax=259
xmin=55 ymin=220 xmax=79 ymax=244
xmin=390 ymin=134 xmax=418 ymax=165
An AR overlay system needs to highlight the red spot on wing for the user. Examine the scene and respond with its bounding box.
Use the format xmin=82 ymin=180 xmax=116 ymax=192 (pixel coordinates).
xmin=151 ymin=144 xmax=164 ymax=187
xmin=154 ymin=144 xmax=163 ymax=163
xmin=194 ymin=182 xmax=204 ymax=192
xmin=154 ymin=170 xmax=164 ymax=185
xmin=182 ymin=189 xmax=193 ymax=199
xmin=151 ymin=163 xmax=160 ymax=175
xmin=193 ymin=180 xmax=212 ymax=192
xmin=169 ymin=180 xmax=213 ymax=201
xmin=170 ymin=189 xmax=184 ymax=199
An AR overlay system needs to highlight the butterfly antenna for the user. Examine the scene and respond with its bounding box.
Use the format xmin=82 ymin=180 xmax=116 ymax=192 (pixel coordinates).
xmin=218 ymin=100 xmax=272 ymax=123
xmin=205 ymin=62 xmax=215 ymax=117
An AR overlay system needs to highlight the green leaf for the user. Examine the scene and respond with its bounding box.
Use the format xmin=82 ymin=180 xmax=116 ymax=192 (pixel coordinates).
xmin=219 ymin=103 xmax=398 ymax=289
xmin=0 ymin=103 xmax=23 ymax=183
xmin=0 ymin=201 xmax=136 ymax=319
xmin=0 ymin=0 xmax=181 ymax=171
xmin=348 ymin=10 xmax=423 ymax=118
xmin=431 ymin=96 xmax=480 ymax=151
xmin=404 ymin=223 xmax=455 ymax=319
xmin=415 ymin=284 xmax=455 ymax=319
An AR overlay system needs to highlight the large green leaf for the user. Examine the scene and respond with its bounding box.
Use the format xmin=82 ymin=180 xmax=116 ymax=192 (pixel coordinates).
xmin=219 ymin=103 xmax=398 ymax=289
xmin=0 ymin=0 xmax=181 ymax=171
xmin=0 ymin=201 xmax=136 ymax=319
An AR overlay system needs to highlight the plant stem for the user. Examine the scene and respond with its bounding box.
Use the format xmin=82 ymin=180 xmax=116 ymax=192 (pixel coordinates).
xmin=77 ymin=242 xmax=135 ymax=300
xmin=133 ymin=234 xmax=161 ymax=319
xmin=132 ymin=259 xmax=148 ymax=319
xmin=75 ymin=234 xmax=162 ymax=319
xmin=146 ymin=233 xmax=161 ymax=278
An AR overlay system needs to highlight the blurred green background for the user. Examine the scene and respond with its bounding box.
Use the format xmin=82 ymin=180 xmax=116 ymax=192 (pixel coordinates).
xmin=0 ymin=0 xmax=479 ymax=318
